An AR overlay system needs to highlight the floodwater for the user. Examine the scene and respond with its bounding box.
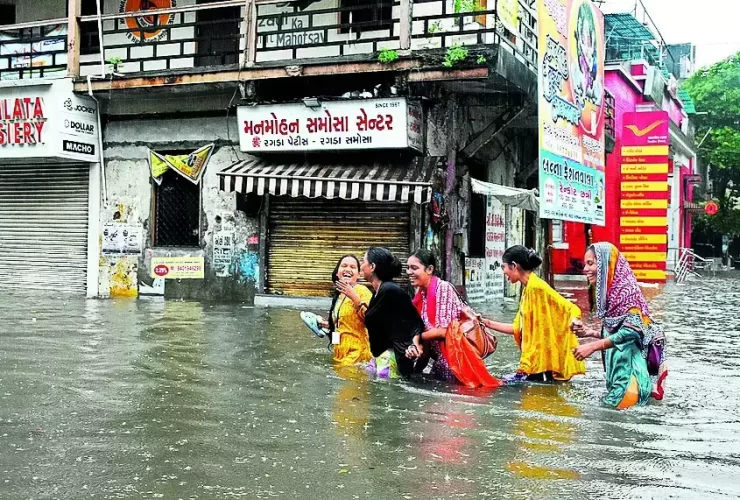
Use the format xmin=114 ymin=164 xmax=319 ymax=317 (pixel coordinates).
xmin=0 ymin=278 xmax=738 ymax=500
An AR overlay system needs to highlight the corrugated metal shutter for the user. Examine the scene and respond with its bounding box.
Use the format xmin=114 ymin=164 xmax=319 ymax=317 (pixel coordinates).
xmin=0 ymin=165 xmax=90 ymax=294
xmin=268 ymin=198 xmax=410 ymax=297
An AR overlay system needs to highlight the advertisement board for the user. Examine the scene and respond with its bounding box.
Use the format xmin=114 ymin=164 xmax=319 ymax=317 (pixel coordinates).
xmin=0 ymin=80 xmax=97 ymax=162
xmin=538 ymin=0 xmax=606 ymax=225
xmin=619 ymin=111 xmax=670 ymax=282
xmin=237 ymin=98 xmax=423 ymax=153
xmin=150 ymin=257 xmax=205 ymax=279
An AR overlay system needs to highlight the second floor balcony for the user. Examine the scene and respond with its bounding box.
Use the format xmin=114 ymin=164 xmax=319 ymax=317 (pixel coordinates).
xmin=0 ymin=0 xmax=537 ymax=91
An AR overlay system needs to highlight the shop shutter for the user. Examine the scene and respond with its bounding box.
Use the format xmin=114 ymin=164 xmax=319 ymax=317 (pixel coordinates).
xmin=0 ymin=165 xmax=90 ymax=294
xmin=268 ymin=198 xmax=411 ymax=297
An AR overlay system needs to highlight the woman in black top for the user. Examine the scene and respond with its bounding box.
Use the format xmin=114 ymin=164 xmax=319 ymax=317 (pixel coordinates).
xmin=362 ymin=247 xmax=424 ymax=377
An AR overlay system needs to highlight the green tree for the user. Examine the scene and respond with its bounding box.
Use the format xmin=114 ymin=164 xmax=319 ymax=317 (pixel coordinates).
xmin=684 ymin=52 xmax=740 ymax=237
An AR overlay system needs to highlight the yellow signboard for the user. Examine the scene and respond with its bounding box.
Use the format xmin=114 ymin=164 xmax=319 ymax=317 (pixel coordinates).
xmin=620 ymin=217 xmax=668 ymax=227
xmin=620 ymin=145 xmax=671 ymax=157
xmin=151 ymin=257 xmax=205 ymax=279
xmin=620 ymin=163 xmax=669 ymax=174
xmin=620 ymin=234 xmax=667 ymax=244
xmin=497 ymin=0 xmax=520 ymax=34
xmin=633 ymin=269 xmax=667 ymax=281
xmin=620 ymin=181 xmax=669 ymax=192
xmin=620 ymin=199 xmax=668 ymax=209
xmin=622 ymin=252 xmax=666 ymax=263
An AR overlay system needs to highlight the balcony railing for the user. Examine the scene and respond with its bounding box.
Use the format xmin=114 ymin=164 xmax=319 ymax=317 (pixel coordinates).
xmin=0 ymin=0 xmax=537 ymax=81
xmin=0 ymin=18 xmax=68 ymax=81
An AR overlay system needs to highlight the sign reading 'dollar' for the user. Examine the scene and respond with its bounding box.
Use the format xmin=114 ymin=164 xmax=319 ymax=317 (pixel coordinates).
xmin=0 ymin=80 xmax=98 ymax=162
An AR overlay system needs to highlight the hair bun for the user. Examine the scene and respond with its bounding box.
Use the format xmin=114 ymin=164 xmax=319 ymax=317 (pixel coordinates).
xmin=390 ymin=256 xmax=402 ymax=278
xmin=527 ymin=249 xmax=543 ymax=269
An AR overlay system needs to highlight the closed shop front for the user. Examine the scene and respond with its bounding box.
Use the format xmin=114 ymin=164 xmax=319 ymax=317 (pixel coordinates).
xmin=0 ymin=80 xmax=100 ymax=296
xmin=220 ymin=156 xmax=441 ymax=297
xmin=222 ymin=97 xmax=437 ymax=298
xmin=268 ymin=198 xmax=410 ymax=296
xmin=0 ymin=165 xmax=91 ymax=293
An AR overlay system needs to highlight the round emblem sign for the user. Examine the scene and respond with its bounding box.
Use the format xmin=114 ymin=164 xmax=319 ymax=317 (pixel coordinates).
xmin=153 ymin=264 xmax=170 ymax=277
xmin=705 ymin=201 xmax=719 ymax=216
xmin=119 ymin=0 xmax=177 ymax=43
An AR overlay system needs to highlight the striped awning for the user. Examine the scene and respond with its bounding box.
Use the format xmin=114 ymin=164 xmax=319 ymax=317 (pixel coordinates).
xmin=218 ymin=157 xmax=442 ymax=204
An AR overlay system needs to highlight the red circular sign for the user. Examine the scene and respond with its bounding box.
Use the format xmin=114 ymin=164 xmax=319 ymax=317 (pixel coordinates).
xmin=705 ymin=201 xmax=719 ymax=216
xmin=154 ymin=265 xmax=170 ymax=276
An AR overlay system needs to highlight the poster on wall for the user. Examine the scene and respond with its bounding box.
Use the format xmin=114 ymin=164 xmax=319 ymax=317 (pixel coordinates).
xmin=619 ymin=111 xmax=670 ymax=282
xmin=102 ymin=223 xmax=143 ymax=255
xmin=537 ymin=0 xmax=606 ymax=225
xmin=213 ymin=224 xmax=235 ymax=278
xmin=485 ymin=197 xmax=506 ymax=299
xmin=465 ymin=258 xmax=486 ymax=303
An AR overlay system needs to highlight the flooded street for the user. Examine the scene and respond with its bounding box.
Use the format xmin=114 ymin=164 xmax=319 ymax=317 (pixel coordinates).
xmin=1 ymin=278 xmax=738 ymax=500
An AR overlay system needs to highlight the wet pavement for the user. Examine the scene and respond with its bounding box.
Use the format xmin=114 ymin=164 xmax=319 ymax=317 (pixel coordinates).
xmin=0 ymin=278 xmax=738 ymax=499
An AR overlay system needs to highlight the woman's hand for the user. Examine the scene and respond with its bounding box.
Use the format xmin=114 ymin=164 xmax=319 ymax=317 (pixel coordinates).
xmin=335 ymin=280 xmax=360 ymax=305
xmin=573 ymin=342 xmax=598 ymax=361
xmin=405 ymin=343 xmax=423 ymax=359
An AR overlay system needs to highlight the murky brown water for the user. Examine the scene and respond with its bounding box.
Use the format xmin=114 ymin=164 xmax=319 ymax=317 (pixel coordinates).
xmin=0 ymin=278 xmax=738 ymax=499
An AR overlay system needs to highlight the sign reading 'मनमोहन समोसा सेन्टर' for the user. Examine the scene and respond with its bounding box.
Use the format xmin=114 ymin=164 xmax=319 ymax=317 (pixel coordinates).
xmin=538 ymin=0 xmax=606 ymax=225
xmin=619 ymin=111 xmax=670 ymax=283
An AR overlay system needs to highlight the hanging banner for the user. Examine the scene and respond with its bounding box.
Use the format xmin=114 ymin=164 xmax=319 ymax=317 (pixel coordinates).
xmin=148 ymin=144 xmax=214 ymax=184
xmin=164 ymin=144 xmax=214 ymax=184
xmin=619 ymin=111 xmax=669 ymax=283
xmin=149 ymin=150 xmax=169 ymax=185
xmin=538 ymin=0 xmax=606 ymax=225
xmin=498 ymin=0 xmax=521 ymax=35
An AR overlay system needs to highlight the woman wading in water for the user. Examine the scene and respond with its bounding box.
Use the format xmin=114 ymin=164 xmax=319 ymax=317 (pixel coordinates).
xmin=362 ymin=247 xmax=424 ymax=378
xmin=484 ymin=246 xmax=585 ymax=383
xmin=572 ymin=242 xmax=667 ymax=409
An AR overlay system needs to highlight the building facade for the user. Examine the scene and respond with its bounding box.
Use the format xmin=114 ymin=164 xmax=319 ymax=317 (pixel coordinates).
xmin=1 ymin=0 xmax=543 ymax=302
xmin=551 ymin=13 xmax=699 ymax=279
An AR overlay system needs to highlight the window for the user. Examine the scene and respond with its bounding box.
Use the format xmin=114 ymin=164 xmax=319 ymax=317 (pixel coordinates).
xmin=551 ymin=219 xmax=563 ymax=243
xmin=154 ymin=170 xmax=201 ymax=247
xmin=196 ymin=0 xmax=240 ymax=67
xmin=340 ymin=0 xmax=392 ymax=34
xmin=80 ymin=0 xmax=101 ymax=55
xmin=0 ymin=4 xmax=15 ymax=26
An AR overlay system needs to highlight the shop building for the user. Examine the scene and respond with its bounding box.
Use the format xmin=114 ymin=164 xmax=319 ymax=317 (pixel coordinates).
xmin=2 ymin=0 xmax=542 ymax=301
xmin=551 ymin=12 xmax=700 ymax=280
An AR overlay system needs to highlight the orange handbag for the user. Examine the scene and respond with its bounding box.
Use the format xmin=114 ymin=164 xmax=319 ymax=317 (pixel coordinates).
xmin=458 ymin=305 xmax=497 ymax=359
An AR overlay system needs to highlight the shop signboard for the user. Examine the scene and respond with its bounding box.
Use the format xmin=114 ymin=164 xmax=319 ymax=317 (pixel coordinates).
xmin=151 ymin=257 xmax=205 ymax=279
xmin=485 ymin=197 xmax=506 ymax=299
xmin=0 ymin=79 xmax=97 ymax=162
xmin=537 ymin=0 xmax=606 ymax=225
xmin=619 ymin=111 xmax=670 ymax=282
xmin=237 ymin=98 xmax=423 ymax=153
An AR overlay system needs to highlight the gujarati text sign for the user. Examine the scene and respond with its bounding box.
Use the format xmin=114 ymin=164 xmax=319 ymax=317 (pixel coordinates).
xmin=538 ymin=0 xmax=606 ymax=225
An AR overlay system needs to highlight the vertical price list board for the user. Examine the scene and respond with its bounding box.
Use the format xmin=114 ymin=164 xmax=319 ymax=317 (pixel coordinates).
xmin=619 ymin=111 xmax=670 ymax=282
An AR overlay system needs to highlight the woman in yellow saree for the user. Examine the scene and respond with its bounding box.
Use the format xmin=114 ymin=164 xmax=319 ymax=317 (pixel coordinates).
xmin=484 ymin=246 xmax=585 ymax=383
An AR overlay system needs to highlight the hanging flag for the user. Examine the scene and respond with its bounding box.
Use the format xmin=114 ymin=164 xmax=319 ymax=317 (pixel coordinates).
xmin=164 ymin=143 xmax=214 ymax=184
xmin=149 ymin=150 xmax=170 ymax=185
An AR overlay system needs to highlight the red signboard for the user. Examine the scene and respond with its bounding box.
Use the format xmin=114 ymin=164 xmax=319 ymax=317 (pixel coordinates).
xmin=619 ymin=111 xmax=670 ymax=283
